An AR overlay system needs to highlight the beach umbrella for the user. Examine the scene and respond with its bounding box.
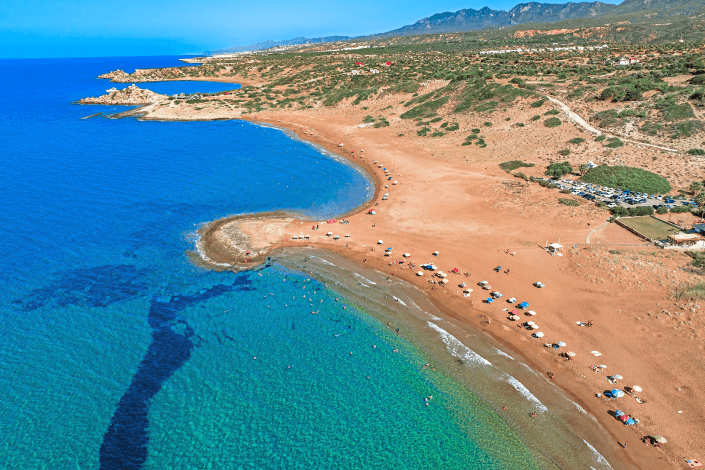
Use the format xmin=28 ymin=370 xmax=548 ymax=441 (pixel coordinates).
xmin=599 ymin=365 xmax=607 ymax=369
xmin=611 ymin=389 xmax=625 ymax=398
xmin=526 ymin=321 xmax=535 ymax=326
xmin=530 ymin=325 xmax=539 ymax=330
xmin=533 ymin=332 xmax=545 ymax=338
xmin=433 ymin=251 xmax=439 ymax=256
xmin=403 ymin=253 xmax=411 ymax=257
xmin=416 ymin=271 xmax=424 ymax=276
xmin=615 ymin=410 xmax=625 ymax=417
xmin=566 ymin=352 xmax=576 ymax=357
xmin=486 ymin=298 xmax=494 ymax=303
xmin=653 ymin=436 xmax=667 ymax=444
xmin=510 ymin=315 xmax=520 ymax=321
xmin=614 ymin=375 xmax=623 ymax=380
xmin=527 ymin=310 xmax=537 ymax=316
xmin=632 ymin=385 xmax=643 ymax=393
xmin=377 ymin=240 xmax=383 ymax=244
xmin=511 ymin=309 xmax=519 ymax=315
xmin=557 ymin=341 xmax=567 ymax=347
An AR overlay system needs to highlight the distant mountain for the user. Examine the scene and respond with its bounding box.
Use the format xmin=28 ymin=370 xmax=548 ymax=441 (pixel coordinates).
xmin=213 ymin=0 xmax=705 ymax=53
xmin=378 ymin=2 xmax=616 ymax=37
xmin=211 ymin=36 xmax=351 ymax=54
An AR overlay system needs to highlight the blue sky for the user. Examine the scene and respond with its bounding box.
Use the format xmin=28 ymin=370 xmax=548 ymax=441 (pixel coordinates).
xmin=1 ymin=0 xmax=622 ymax=58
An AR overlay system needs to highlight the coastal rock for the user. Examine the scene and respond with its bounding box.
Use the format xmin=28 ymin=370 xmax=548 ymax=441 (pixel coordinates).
xmin=78 ymin=85 xmax=166 ymax=105
xmin=97 ymin=69 xmax=132 ymax=81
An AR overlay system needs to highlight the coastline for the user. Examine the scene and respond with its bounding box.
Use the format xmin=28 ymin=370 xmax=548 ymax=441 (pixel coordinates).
xmin=92 ymin=71 xmax=697 ymax=468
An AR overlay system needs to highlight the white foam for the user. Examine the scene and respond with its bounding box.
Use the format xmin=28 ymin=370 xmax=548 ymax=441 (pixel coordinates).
xmin=427 ymin=322 xmax=491 ymax=366
xmin=583 ymin=439 xmax=614 ymax=470
xmin=353 ymin=272 xmax=376 ymax=285
xmin=392 ymin=296 xmax=407 ymax=306
xmin=572 ymin=401 xmax=587 ymax=414
xmin=313 ymin=256 xmax=336 ymax=266
xmin=500 ymin=374 xmax=548 ymax=412
xmin=493 ymin=347 xmax=514 ymax=360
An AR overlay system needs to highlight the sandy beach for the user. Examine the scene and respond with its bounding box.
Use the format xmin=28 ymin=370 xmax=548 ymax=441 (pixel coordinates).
xmin=87 ymin=60 xmax=705 ymax=469
xmin=191 ymin=107 xmax=705 ymax=470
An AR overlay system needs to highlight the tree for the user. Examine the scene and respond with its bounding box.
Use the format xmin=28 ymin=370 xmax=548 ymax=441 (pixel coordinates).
xmin=610 ymin=206 xmax=629 ymax=217
xmin=656 ymin=206 xmax=669 ymax=214
xmin=546 ymin=161 xmax=573 ymax=178
xmin=690 ymin=181 xmax=703 ymax=193
xmin=579 ymin=164 xmax=589 ymax=175
xmin=695 ymin=191 xmax=705 ymax=210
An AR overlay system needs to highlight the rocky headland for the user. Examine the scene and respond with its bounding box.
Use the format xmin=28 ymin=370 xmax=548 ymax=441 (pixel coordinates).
xmin=79 ymin=84 xmax=166 ymax=105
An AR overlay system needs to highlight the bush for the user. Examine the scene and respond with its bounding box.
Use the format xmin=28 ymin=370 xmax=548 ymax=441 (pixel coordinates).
xmin=544 ymin=117 xmax=562 ymax=128
xmin=689 ymin=75 xmax=705 ymax=86
xmin=610 ymin=206 xmax=629 ymax=216
xmin=401 ymin=96 xmax=449 ymax=119
xmin=672 ymin=282 xmax=705 ymax=301
xmin=568 ymin=138 xmax=586 ymax=144
xmin=656 ymin=206 xmax=669 ymax=214
xmin=546 ymin=161 xmax=573 ymax=178
xmin=671 ymin=205 xmax=691 ymax=213
xmin=544 ymin=109 xmax=559 ymax=116
xmin=605 ymin=138 xmax=625 ymax=148
xmin=687 ymin=148 xmax=705 ymax=155
xmin=516 ymin=123 xmax=525 ymax=127
xmin=499 ymin=160 xmax=535 ymax=171
xmin=628 ymin=206 xmax=654 ymax=216
xmin=514 ymin=172 xmax=529 ymax=180
xmin=483 ymin=121 xmax=492 ymax=127
xmin=558 ymin=198 xmax=579 ymax=207
xmin=531 ymin=115 xmax=541 ymax=121
xmin=595 ymin=135 xmax=607 ymax=142
xmin=374 ymin=118 xmax=390 ymax=128
xmin=581 ymin=165 xmax=671 ymax=194
xmin=558 ymin=149 xmax=571 ymax=156
xmin=445 ymin=122 xmax=459 ymax=131
xmin=662 ymin=103 xmax=695 ymax=121
xmin=530 ymin=99 xmax=545 ymax=108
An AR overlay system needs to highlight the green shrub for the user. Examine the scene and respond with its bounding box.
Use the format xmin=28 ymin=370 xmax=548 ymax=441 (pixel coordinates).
xmin=641 ymin=122 xmax=663 ymax=136
xmin=430 ymin=117 xmax=443 ymax=123
xmin=672 ymin=282 xmax=705 ymax=301
xmin=531 ymin=115 xmax=541 ymax=121
xmin=431 ymin=131 xmax=445 ymax=137
xmin=546 ymin=161 xmax=573 ymax=178
xmin=610 ymin=206 xmax=629 ymax=216
xmin=401 ymin=96 xmax=449 ymax=119
xmin=686 ymin=251 xmax=705 ymax=269
xmin=483 ymin=121 xmax=492 ymax=127
xmin=445 ymin=122 xmax=459 ymax=131
xmin=514 ymin=172 xmax=529 ymax=180
xmin=417 ymin=127 xmax=431 ymax=136
xmin=530 ymin=99 xmax=545 ymax=108
xmin=362 ymin=115 xmax=375 ymax=123
xmin=595 ymin=134 xmax=607 ymax=142
xmin=499 ymin=160 xmax=535 ymax=171
xmin=687 ymin=148 xmax=705 ymax=155
xmin=628 ymin=206 xmax=654 ymax=216
xmin=670 ymin=121 xmax=704 ymax=138
xmin=671 ymin=205 xmax=691 ymax=213
xmin=662 ymin=103 xmax=695 ymax=121
xmin=544 ymin=117 xmax=562 ymax=128
xmin=689 ymin=75 xmax=705 ymax=86
xmin=581 ymin=165 xmax=671 ymax=194
xmin=605 ymin=138 xmax=625 ymax=148
xmin=558 ymin=149 xmax=571 ymax=156
xmin=656 ymin=206 xmax=669 ymax=214
xmin=544 ymin=109 xmax=559 ymax=116
xmin=516 ymin=123 xmax=525 ymax=127
xmin=374 ymin=118 xmax=390 ymax=128
xmin=558 ymin=198 xmax=579 ymax=207
xmin=568 ymin=138 xmax=586 ymax=144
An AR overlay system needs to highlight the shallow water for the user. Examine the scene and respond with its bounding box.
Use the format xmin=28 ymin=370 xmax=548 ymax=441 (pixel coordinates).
xmin=0 ymin=56 xmax=615 ymax=469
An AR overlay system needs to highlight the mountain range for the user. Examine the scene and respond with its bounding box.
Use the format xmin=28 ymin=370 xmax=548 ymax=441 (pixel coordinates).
xmin=212 ymin=0 xmax=705 ymax=53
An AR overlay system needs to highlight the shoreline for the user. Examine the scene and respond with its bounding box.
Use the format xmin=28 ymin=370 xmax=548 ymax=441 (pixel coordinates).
xmin=190 ymin=115 xmax=632 ymax=468
xmin=94 ymin=73 xmax=704 ymax=469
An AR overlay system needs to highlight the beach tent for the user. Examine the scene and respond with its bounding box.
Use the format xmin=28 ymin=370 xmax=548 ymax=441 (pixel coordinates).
xmin=518 ymin=302 xmax=529 ymax=309
xmin=533 ymin=332 xmax=544 ymax=338
xmin=548 ymin=243 xmax=563 ymax=253
xmin=486 ymin=298 xmax=494 ymax=303
xmin=611 ymin=389 xmax=625 ymax=398
xmin=417 ymin=271 xmax=424 ymax=276
xmin=632 ymin=386 xmax=643 ymax=393
xmin=556 ymin=341 xmax=566 ymax=347
xmin=653 ymin=436 xmax=667 ymax=444
xmin=615 ymin=409 xmax=625 ymax=417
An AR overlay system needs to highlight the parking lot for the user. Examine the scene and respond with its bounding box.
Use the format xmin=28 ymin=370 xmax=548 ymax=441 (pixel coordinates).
xmin=536 ymin=178 xmax=698 ymax=211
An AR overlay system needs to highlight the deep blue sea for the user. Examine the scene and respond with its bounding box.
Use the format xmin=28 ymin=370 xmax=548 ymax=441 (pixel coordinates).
xmin=0 ymin=57 xmax=606 ymax=470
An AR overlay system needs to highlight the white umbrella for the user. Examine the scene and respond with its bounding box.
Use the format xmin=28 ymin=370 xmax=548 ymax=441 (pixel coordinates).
xmin=403 ymin=253 xmax=411 ymax=257
xmin=599 ymin=365 xmax=607 ymax=369
xmin=377 ymin=240 xmax=383 ymax=244
xmin=530 ymin=325 xmax=539 ymax=330
xmin=416 ymin=271 xmax=424 ymax=276
xmin=510 ymin=315 xmax=520 ymax=321
xmin=614 ymin=375 xmax=623 ymax=380
xmin=533 ymin=332 xmax=545 ymax=338
xmin=480 ymin=280 xmax=488 ymax=285
xmin=653 ymin=436 xmax=667 ymax=444
xmin=433 ymin=251 xmax=439 ymax=256
xmin=632 ymin=385 xmax=642 ymax=393
xmin=527 ymin=310 xmax=537 ymax=316
xmin=566 ymin=352 xmax=576 ymax=357
xmin=557 ymin=341 xmax=567 ymax=347
xmin=526 ymin=321 xmax=535 ymax=326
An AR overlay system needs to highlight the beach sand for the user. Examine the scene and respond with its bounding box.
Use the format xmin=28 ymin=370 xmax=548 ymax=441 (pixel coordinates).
xmin=193 ymin=108 xmax=705 ymax=470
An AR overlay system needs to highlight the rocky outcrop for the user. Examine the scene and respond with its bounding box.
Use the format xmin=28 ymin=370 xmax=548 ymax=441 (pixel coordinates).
xmin=79 ymin=85 xmax=166 ymax=105
xmin=97 ymin=69 xmax=132 ymax=81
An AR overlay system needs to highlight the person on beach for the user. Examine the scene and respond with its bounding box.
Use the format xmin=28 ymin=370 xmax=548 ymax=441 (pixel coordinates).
xmin=530 ymin=412 xmax=537 ymax=418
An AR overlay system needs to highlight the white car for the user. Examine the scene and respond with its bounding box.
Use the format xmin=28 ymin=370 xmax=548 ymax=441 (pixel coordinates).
xmin=607 ymin=203 xmax=617 ymax=208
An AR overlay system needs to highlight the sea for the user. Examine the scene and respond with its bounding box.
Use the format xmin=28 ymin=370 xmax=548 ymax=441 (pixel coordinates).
xmin=0 ymin=56 xmax=616 ymax=469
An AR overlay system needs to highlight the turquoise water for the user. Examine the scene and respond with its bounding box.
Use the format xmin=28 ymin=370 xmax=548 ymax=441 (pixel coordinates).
xmin=0 ymin=56 xmax=570 ymax=469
